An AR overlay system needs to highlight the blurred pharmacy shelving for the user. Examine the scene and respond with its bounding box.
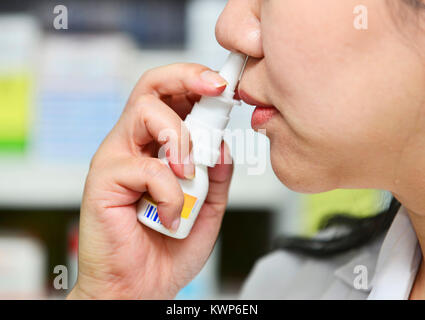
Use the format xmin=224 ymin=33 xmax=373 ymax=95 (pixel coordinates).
xmin=0 ymin=156 xmax=292 ymax=212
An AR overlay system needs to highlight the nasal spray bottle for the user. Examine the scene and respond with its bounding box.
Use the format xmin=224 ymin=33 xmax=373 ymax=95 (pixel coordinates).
xmin=137 ymin=52 xmax=247 ymax=239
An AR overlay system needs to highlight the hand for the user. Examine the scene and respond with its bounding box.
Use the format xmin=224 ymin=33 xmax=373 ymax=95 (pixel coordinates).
xmin=67 ymin=64 xmax=233 ymax=299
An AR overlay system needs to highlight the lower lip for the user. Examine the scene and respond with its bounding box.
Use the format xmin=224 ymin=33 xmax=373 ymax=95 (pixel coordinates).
xmin=251 ymin=106 xmax=278 ymax=128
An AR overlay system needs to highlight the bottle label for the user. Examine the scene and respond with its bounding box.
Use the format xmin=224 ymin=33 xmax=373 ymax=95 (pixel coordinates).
xmin=140 ymin=193 xmax=198 ymax=224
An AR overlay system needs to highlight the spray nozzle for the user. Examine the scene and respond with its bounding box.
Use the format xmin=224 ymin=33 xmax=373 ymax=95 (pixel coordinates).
xmin=218 ymin=52 xmax=247 ymax=101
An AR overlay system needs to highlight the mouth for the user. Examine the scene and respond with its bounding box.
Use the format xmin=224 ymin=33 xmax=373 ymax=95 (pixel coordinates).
xmin=238 ymin=89 xmax=279 ymax=129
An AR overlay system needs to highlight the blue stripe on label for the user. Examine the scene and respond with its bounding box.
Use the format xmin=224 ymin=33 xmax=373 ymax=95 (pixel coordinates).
xmin=143 ymin=203 xmax=161 ymax=225
xmin=146 ymin=205 xmax=153 ymax=218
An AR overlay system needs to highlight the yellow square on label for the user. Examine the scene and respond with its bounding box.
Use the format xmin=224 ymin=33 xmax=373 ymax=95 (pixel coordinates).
xmin=143 ymin=193 xmax=197 ymax=220
xmin=181 ymin=194 xmax=197 ymax=219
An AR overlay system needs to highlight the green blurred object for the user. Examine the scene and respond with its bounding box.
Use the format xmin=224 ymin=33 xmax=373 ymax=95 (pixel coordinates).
xmin=0 ymin=72 xmax=31 ymax=153
xmin=301 ymin=189 xmax=383 ymax=236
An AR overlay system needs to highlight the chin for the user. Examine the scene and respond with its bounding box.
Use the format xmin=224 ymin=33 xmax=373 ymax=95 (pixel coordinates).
xmin=269 ymin=144 xmax=337 ymax=194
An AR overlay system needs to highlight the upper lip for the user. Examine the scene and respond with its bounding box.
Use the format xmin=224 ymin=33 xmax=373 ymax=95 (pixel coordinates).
xmin=238 ymin=89 xmax=275 ymax=108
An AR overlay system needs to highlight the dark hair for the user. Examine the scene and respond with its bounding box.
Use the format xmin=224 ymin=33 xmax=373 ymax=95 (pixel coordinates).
xmin=273 ymin=196 xmax=401 ymax=258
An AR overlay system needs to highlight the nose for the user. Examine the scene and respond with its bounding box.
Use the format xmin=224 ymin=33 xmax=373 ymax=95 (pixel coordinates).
xmin=215 ymin=0 xmax=263 ymax=59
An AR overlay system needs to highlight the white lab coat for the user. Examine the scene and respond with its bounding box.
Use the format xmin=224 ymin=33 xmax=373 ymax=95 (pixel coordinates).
xmin=239 ymin=206 xmax=422 ymax=299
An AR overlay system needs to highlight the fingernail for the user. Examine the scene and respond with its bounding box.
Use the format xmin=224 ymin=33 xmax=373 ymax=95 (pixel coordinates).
xmin=184 ymin=163 xmax=195 ymax=180
xmin=170 ymin=217 xmax=180 ymax=232
xmin=200 ymin=70 xmax=228 ymax=88
xmin=183 ymin=155 xmax=195 ymax=180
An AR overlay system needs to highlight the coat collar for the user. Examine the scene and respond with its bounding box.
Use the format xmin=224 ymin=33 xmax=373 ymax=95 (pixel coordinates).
xmin=333 ymin=206 xmax=421 ymax=299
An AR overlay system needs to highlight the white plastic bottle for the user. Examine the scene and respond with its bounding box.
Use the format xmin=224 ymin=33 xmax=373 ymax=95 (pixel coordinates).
xmin=137 ymin=52 xmax=247 ymax=239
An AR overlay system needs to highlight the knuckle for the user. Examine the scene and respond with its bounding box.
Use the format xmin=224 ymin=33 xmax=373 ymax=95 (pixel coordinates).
xmin=162 ymin=189 xmax=184 ymax=211
xmin=174 ymin=188 xmax=184 ymax=206
xmin=142 ymin=158 xmax=170 ymax=181
xmin=128 ymin=93 xmax=157 ymax=117
xmin=88 ymin=151 xmax=105 ymax=171
xmin=141 ymin=158 xmax=184 ymax=212
xmin=162 ymin=194 xmax=184 ymax=219
xmin=88 ymin=154 xmax=98 ymax=171
xmin=172 ymin=62 xmax=207 ymax=78
xmin=187 ymin=63 xmax=208 ymax=76
xmin=140 ymin=67 xmax=156 ymax=82
xmin=132 ymin=93 xmax=157 ymax=110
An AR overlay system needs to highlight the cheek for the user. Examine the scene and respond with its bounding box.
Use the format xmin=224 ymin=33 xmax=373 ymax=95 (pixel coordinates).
xmin=262 ymin=0 xmax=362 ymax=95
xmin=262 ymin=0 xmax=421 ymax=144
xmin=262 ymin=0 xmax=395 ymax=105
xmin=261 ymin=0 xmax=425 ymax=190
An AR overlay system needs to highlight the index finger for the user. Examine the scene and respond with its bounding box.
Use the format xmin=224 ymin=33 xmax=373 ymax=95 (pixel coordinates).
xmin=128 ymin=63 xmax=228 ymax=105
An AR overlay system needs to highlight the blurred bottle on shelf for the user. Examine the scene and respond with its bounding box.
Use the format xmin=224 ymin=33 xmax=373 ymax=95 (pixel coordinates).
xmin=0 ymin=15 xmax=40 ymax=154
xmin=34 ymin=33 xmax=134 ymax=164
xmin=0 ymin=233 xmax=47 ymax=299
xmin=34 ymin=0 xmax=186 ymax=48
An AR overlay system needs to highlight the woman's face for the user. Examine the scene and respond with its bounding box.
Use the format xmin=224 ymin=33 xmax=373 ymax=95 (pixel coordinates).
xmin=216 ymin=0 xmax=425 ymax=193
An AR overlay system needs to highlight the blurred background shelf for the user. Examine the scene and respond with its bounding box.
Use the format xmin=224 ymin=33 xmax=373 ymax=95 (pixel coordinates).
xmin=0 ymin=161 xmax=87 ymax=209
xmin=0 ymin=160 xmax=292 ymax=210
